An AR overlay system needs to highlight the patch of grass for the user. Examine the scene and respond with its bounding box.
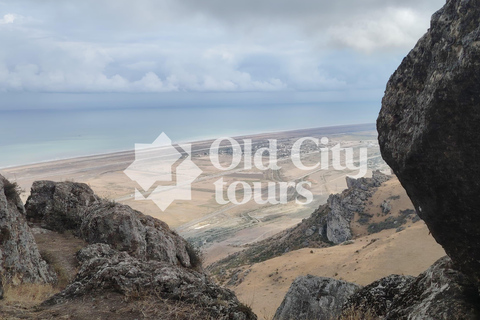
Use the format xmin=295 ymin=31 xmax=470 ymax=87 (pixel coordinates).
xmin=3 ymin=180 xmax=23 ymax=200
xmin=40 ymin=250 xmax=70 ymax=288
xmin=357 ymin=213 xmax=373 ymax=225
xmin=388 ymin=195 xmax=400 ymax=200
xmin=2 ymin=282 xmax=58 ymax=306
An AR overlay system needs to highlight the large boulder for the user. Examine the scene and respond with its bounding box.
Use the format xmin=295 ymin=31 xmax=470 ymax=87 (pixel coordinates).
xmin=273 ymin=275 xmax=360 ymax=320
xmin=0 ymin=175 xmax=56 ymax=288
xmin=377 ymin=0 xmax=480 ymax=287
xmin=25 ymin=180 xmax=98 ymax=232
xmin=44 ymin=243 xmax=256 ymax=320
xmin=80 ymin=202 xmax=195 ymax=268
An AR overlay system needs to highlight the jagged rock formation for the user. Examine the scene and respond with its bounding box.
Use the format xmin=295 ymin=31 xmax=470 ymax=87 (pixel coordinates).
xmin=273 ymin=275 xmax=360 ymax=320
xmin=20 ymin=180 xmax=255 ymax=319
xmin=325 ymin=170 xmax=390 ymax=244
xmin=26 ymin=181 xmax=195 ymax=269
xmin=344 ymin=257 xmax=480 ymax=319
xmin=44 ymin=243 xmax=255 ymax=319
xmin=80 ymin=202 xmax=195 ymax=268
xmin=26 ymin=180 xmax=98 ymax=232
xmin=0 ymin=175 xmax=57 ymax=290
xmin=377 ymin=0 xmax=480 ymax=288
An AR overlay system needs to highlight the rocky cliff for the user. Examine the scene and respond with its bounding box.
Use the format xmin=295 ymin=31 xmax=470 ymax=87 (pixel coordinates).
xmin=378 ymin=0 xmax=480 ymax=288
xmin=0 ymin=175 xmax=56 ymax=298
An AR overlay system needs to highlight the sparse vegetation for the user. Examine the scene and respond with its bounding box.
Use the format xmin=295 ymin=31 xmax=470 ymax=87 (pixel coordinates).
xmin=2 ymin=282 xmax=58 ymax=306
xmin=3 ymin=180 xmax=22 ymax=200
xmin=40 ymin=250 xmax=71 ymax=288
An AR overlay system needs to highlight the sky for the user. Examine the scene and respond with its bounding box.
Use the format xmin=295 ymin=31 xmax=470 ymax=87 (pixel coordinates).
xmin=0 ymin=0 xmax=444 ymax=113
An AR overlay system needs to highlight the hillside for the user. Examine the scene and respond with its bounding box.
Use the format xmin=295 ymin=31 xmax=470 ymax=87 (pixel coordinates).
xmin=205 ymin=173 xmax=446 ymax=317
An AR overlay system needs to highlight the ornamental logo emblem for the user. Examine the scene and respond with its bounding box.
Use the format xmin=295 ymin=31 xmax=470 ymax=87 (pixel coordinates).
xmin=124 ymin=133 xmax=203 ymax=211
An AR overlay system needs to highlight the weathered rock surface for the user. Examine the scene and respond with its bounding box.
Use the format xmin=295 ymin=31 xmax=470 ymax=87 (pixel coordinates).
xmin=345 ymin=257 xmax=480 ymax=319
xmin=26 ymin=181 xmax=195 ymax=269
xmin=0 ymin=175 xmax=56 ymax=287
xmin=342 ymin=274 xmax=415 ymax=318
xmin=386 ymin=256 xmax=480 ymax=319
xmin=326 ymin=170 xmax=390 ymax=244
xmin=273 ymin=275 xmax=360 ymax=320
xmin=45 ymin=243 xmax=256 ymax=320
xmin=377 ymin=0 xmax=480 ymax=288
xmin=25 ymin=180 xmax=98 ymax=232
xmin=80 ymin=202 xmax=195 ymax=268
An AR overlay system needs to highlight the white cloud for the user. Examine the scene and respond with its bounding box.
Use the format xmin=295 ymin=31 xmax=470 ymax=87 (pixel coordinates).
xmin=327 ymin=8 xmax=428 ymax=53
xmin=0 ymin=13 xmax=16 ymax=24
xmin=0 ymin=0 xmax=445 ymax=93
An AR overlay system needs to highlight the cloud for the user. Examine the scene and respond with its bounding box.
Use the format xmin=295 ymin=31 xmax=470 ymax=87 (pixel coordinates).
xmin=0 ymin=13 xmax=16 ymax=24
xmin=0 ymin=0 xmax=445 ymax=94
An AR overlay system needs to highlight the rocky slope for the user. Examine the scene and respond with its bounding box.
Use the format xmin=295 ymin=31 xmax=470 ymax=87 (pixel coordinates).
xmin=1 ymin=178 xmax=256 ymax=319
xmin=378 ymin=0 xmax=480 ymax=289
xmin=274 ymin=256 xmax=479 ymax=320
xmin=0 ymin=175 xmax=56 ymax=297
xmin=344 ymin=256 xmax=480 ymax=319
xmin=208 ymin=171 xmax=412 ymax=286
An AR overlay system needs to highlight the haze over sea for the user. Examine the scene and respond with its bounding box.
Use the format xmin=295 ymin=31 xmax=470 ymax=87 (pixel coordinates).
xmin=0 ymin=102 xmax=376 ymax=169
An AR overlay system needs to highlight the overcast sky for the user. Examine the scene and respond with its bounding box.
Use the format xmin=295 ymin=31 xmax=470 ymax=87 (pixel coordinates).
xmin=0 ymin=0 xmax=444 ymax=111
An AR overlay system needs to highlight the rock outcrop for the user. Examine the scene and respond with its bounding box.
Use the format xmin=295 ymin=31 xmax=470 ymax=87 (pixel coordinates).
xmin=26 ymin=180 xmax=98 ymax=232
xmin=0 ymin=175 xmax=56 ymax=289
xmin=273 ymin=275 xmax=360 ymax=320
xmin=44 ymin=243 xmax=255 ymax=319
xmin=344 ymin=257 xmax=480 ymax=319
xmin=80 ymin=202 xmax=195 ymax=268
xmin=342 ymin=274 xmax=414 ymax=318
xmin=22 ymin=179 xmax=255 ymax=319
xmin=377 ymin=0 xmax=480 ymax=288
xmin=325 ymin=170 xmax=390 ymax=244
xmin=26 ymin=181 xmax=196 ymax=269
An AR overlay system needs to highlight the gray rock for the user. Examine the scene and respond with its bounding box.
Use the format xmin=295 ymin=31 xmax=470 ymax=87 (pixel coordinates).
xmin=273 ymin=275 xmax=360 ymax=320
xmin=0 ymin=175 xmax=57 ymax=286
xmin=386 ymin=256 xmax=480 ymax=319
xmin=25 ymin=180 xmax=98 ymax=232
xmin=342 ymin=257 xmax=480 ymax=319
xmin=325 ymin=171 xmax=391 ymax=244
xmin=80 ymin=201 xmax=195 ymax=268
xmin=381 ymin=200 xmax=391 ymax=214
xmin=377 ymin=0 xmax=480 ymax=288
xmin=343 ymin=274 xmax=415 ymax=317
xmin=45 ymin=243 xmax=256 ymax=320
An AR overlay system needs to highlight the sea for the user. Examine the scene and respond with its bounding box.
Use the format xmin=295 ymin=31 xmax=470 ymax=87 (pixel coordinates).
xmin=0 ymin=104 xmax=376 ymax=169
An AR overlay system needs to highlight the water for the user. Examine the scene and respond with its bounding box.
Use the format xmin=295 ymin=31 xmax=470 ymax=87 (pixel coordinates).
xmin=0 ymin=103 xmax=376 ymax=168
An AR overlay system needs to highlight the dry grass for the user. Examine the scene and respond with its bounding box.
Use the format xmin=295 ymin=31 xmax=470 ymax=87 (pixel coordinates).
xmin=337 ymin=306 xmax=379 ymax=320
xmin=2 ymin=282 xmax=58 ymax=306
xmin=40 ymin=249 xmax=71 ymax=288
